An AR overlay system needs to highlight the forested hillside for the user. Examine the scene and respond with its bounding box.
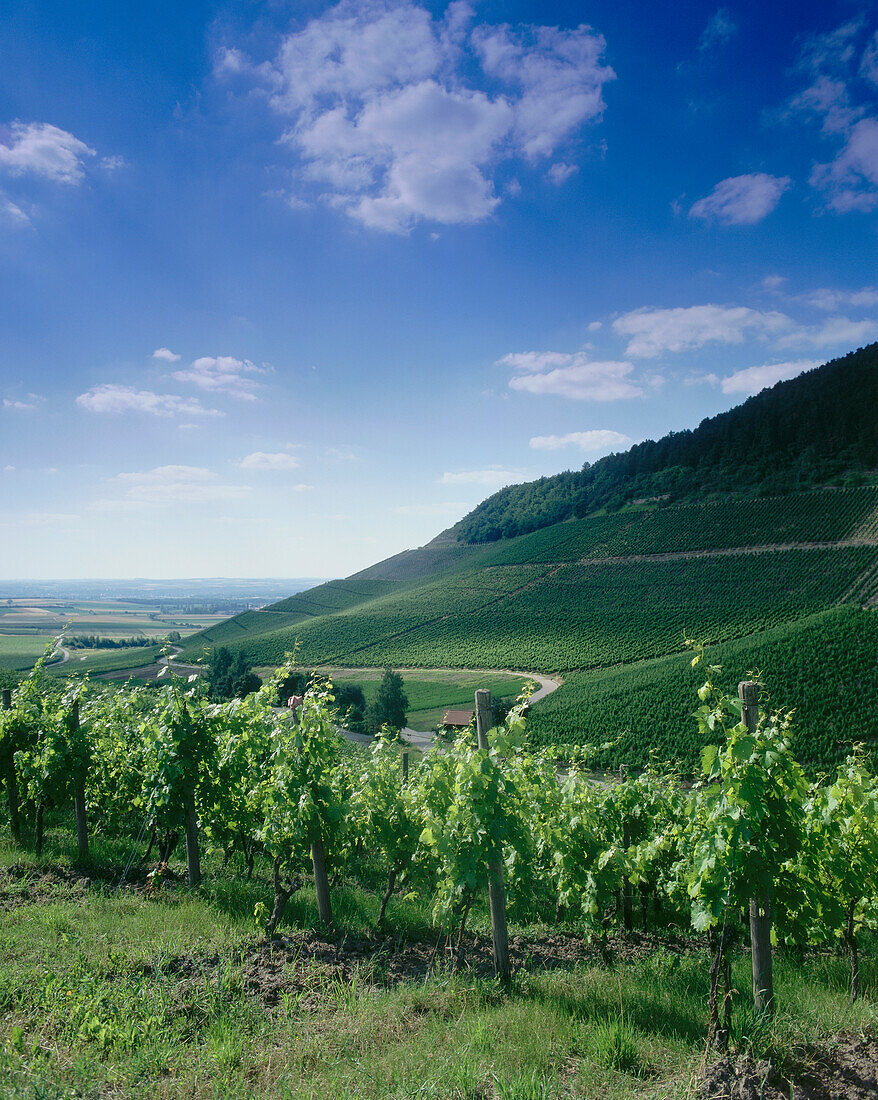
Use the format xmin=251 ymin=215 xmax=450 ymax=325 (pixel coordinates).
xmin=453 ymin=343 xmax=878 ymax=543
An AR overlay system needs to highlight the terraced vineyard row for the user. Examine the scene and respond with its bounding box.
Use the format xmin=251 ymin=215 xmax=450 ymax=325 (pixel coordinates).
xmin=225 ymin=547 xmax=877 ymax=674
xmin=526 ymin=606 xmax=878 ymax=769
xmin=476 ymin=486 xmax=878 ymax=565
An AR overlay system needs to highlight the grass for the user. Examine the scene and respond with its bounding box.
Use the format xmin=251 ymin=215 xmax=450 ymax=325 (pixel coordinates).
xmin=0 ymin=634 xmax=60 ymax=671
xmin=1 ymin=819 xmax=875 ymax=1100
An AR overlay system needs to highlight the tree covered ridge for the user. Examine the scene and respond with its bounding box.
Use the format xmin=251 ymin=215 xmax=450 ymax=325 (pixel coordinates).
xmin=455 ymin=344 xmax=878 ymax=544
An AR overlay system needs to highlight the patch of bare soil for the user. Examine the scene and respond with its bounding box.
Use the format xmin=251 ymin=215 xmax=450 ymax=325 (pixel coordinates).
xmin=0 ymin=860 xmax=163 ymax=910
xmin=700 ymin=1031 xmax=878 ymax=1099
xmin=0 ymin=862 xmax=92 ymax=910
xmin=148 ymin=927 xmax=698 ymax=1009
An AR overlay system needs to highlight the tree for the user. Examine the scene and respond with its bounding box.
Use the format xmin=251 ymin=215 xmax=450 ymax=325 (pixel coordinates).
xmin=367 ymin=668 xmax=408 ymax=733
xmin=204 ymin=647 xmax=261 ymax=702
xmin=335 ymin=684 xmax=367 ymax=732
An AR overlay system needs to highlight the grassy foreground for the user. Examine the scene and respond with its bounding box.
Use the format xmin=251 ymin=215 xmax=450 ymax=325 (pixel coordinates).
xmin=1 ymin=819 xmax=876 ymax=1100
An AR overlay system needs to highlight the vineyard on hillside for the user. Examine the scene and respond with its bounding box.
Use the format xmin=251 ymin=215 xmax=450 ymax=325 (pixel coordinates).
xmin=192 ymin=547 xmax=877 ymax=675
xmin=167 ymin=488 xmax=878 ymax=777
xmin=527 ymin=606 xmax=878 ymax=769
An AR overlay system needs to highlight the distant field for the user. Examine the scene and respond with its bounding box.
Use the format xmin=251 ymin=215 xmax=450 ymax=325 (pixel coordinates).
xmin=0 ymin=634 xmax=60 ymax=670
xmin=0 ymin=596 xmax=233 ymax=674
xmin=253 ymin=666 xmax=531 ymax=732
xmin=56 ymin=645 xmax=165 ymax=676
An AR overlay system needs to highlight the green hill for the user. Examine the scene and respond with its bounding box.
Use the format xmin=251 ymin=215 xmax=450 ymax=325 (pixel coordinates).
xmin=183 ymin=350 xmax=878 ymax=768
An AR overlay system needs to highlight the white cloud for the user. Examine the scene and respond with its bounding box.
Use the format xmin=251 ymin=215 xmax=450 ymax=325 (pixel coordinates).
xmin=225 ymin=1 xmax=613 ymax=232
xmin=3 ymin=398 xmax=36 ymax=410
xmin=783 ymin=22 xmax=878 ymax=212
xmin=394 ymin=501 xmax=468 ymax=515
xmin=699 ymin=9 xmax=737 ymax=52
xmin=529 ymin=429 xmax=632 ymax=452
xmin=172 ymin=355 xmax=262 ymax=400
xmin=721 ymin=359 xmax=822 ymax=395
xmin=501 ymin=351 xmax=644 ymax=400
xmin=0 ymin=193 xmax=30 ymax=227
xmin=238 ymin=451 xmax=301 ymax=470
xmin=802 ymin=286 xmax=878 ymax=310
xmin=439 ymin=467 xmax=524 ymax=487
xmin=106 ymin=465 xmax=247 ymax=506
xmin=547 ymin=162 xmax=577 ymax=185
xmin=153 ymin=347 xmax=181 ymax=362
xmin=810 ymin=117 xmax=878 ymax=212
xmin=4 ymin=511 xmax=80 ymax=528
xmin=75 ymin=384 xmax=222 ymax=418
xmin=689 ymin=173 xmax=791 ymax=225
xmin=612 ymin=304 xmax=791 ymax=358
xmin=471 ymin=22 xmax=614 ymax=160
xmin=0 ymin=121 xmax=96 ymax=183
xmin=862 ymin=31 xmax=878 ymax=84
xmin=587 ymin=320 xmax=602 ymax=332
xmin=776 ymin=315 xmax=878 ymax=349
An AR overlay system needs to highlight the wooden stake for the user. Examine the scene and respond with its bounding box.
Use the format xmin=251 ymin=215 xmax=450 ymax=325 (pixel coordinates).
xmin=185 ymin=795 xmax=201 ymax=887
xmin=401 ymin=751 xmax=409 ymax=782
xmin=1 ymin=689 xmax=21 ymax=844
xmin=475 ymin=689 xmax=510 ymax=982
xmin=71 ymin=700 xmax=89 ymax=863
xmin=311 ymin=836 xmax=333 ymax=925
xmin=739 ymin=679 xmax=773 ymax=1015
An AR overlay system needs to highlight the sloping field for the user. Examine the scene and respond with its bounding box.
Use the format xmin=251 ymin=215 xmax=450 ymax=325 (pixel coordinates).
xmin=526 ymin=605 xmax=878 ymax=768
xmin=180 ymin=488 xmax=878 ymax=765
xmin=184 ymin=488 xmax=878 ymax=666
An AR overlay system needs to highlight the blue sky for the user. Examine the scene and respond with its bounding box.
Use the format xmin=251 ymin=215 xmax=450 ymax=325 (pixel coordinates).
xmin=2 ymin=0 xmax=877 ymax=579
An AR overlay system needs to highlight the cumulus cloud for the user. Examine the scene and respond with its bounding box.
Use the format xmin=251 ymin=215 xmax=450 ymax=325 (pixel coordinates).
xmin=0 ymin=121 xmax=96 ymax=184
xmin=172 ymin=356 xmax=263 ymax=400
xmin=221 ymin=1 xmax=614 ymax=231
xmin=153 ymin=347 xmax=181 ymax=362
xmin=238 ymin=451 xmax=301 ymax=470
xmin=689 ymin=173 xmax=791 ymax=225
xmin=501 ymin=351 xmax=644 ymax=400
xmin=612 ymin=305 xmax=791 ymax=358
xmin=720 ymin=359 xmax=822 ymax=395
xmin=439 ymin=467 xmax=524 ymax=487
xmin=529 ymin=429 xmax=632 ymax=452
xmin=3 ymin=398 xmax=37 ymax=410
xmin=802 ymin=286 xmax=878 ymax=310
xmin=75 ymin=384 xmax=222 ymax=418
xmin=105 ymin=465 xmax=246 ymax=506
xmin=776 ymin=315 xmax=878 ymax=349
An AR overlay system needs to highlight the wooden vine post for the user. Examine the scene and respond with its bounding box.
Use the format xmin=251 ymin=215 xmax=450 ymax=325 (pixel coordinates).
xmin=1 ymin=688 xmax=21 ymax=844
xmin=70 ymin=700 xmax=89 ymax=863
xmin=739 ymin=679 xmax=774 ymax=1015
xmin=311 ymin=836 xmax=333 ymax=924
xmin=401 ymin=750 xmax=409 ymax=783
xmin=179 ymin=700 xmax=201 ymax=888
xmin=185 ymin=795 xmax=201 ymax=887
xmin=475 ymin=689 xmax=510 ymax=982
